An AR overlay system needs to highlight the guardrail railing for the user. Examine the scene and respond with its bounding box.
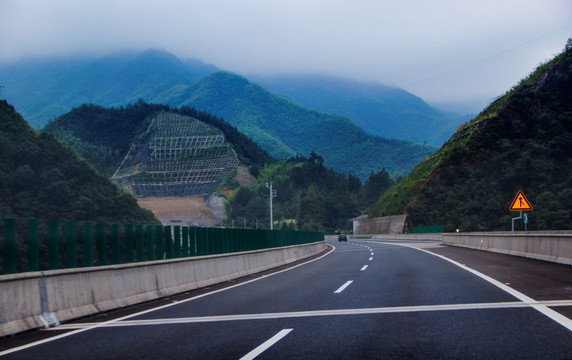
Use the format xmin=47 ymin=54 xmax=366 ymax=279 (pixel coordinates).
xmin=1 ymin=217 xmax=324 ymax=275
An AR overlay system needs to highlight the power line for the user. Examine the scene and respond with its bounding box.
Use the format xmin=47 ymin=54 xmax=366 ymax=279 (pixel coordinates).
xmin=404 ymin=24 xmax=572 ymax=89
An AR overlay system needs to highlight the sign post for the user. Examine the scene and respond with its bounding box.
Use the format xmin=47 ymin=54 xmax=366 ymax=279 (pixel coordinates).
xmin=509 ymin=190 xmax=533 ymax=234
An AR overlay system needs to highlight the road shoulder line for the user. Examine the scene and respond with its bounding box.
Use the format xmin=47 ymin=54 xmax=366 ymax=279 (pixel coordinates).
xmin=377 ymin=241 xmax=572 ymax=332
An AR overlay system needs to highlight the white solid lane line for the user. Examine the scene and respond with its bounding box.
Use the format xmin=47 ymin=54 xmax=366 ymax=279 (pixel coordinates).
xmin=360 ymin=265 xmax=368 ymax=271
xmin=379 ymin=241 xmax=572 ymax=332
xmin=334 ymin=280 xmax=354 ymax=293
xmin=50 ymin=300 xmax=572 ymax=329
xmin=240 ymin=329 xmax=293 ymax=360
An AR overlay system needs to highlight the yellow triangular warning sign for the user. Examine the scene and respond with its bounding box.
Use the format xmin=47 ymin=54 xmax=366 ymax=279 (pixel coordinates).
xmin=509 ymin=190 xmax=533 ymax=211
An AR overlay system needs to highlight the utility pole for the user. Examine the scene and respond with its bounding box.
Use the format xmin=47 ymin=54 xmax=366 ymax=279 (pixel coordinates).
xmin=266 ymin=183 xmax=277 ymax=230
xmin=0 ymin=85 xmax=4 ymax=100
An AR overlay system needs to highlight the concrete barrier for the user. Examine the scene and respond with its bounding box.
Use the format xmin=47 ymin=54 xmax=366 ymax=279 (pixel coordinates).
xmin=442 ymin=233 xmax=572 ymax=265
xmin=370 ymin=233 xmax=443 ymax=241
xmin=0 ymin=241 xmax=326 ymax=337
xmin=352 ymin=231 xmax=571 ymax=266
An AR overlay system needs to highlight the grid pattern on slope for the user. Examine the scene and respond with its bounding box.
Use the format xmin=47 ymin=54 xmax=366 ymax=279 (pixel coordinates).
xmin=132 ymin=182 xmax=219 ymax=197
xmin=141 ymin=156 xmax=240 ymax=172
xmin=149 ymin=147 xmax=233 ymax=161
xmin=134 ymin=166 xmax=238 ymax=184
xmin=129 ymin=113 xmax=239 ymax=197
xmin=155 ymin=113 xmax=219 ymax=137
xmin=150 ymin=135 xmax=225 ymax=150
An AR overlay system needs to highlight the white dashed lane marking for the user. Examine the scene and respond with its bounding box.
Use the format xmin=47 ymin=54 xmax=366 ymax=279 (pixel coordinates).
xmin=334 ymin=280 xmax=354 ymax=294
xmin=240 ymin=329 xmax=293 ymax=360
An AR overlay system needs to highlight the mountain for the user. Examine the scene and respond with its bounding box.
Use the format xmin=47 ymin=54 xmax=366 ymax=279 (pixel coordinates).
xmin=172 ymin=71 xmax=435 ymax=179
xmin=1 ymin=49 xmax=435 ymax=178
xmin=44 ymin=103 xmax=398 ymax=232
xmin=0 ymin=100 xmax=158 ymax=224
xmin=0 ymin=50 xmax=218 ymax=127
xmin=43 ymin=101 xmax=274 ymax=177
xmin=1 ymin=49 xmax=458 ymax=146
xmin=251 ymin=74 xmax=464 ymax=146
xmin=369 ymin=42 xmax=572 ymax=232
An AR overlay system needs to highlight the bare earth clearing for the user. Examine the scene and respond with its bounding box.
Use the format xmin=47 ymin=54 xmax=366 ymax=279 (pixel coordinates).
xmin=136 ymin=167 xmax=252 ymax=221
xmin=137 ymin=196 xmax=216 ymax=219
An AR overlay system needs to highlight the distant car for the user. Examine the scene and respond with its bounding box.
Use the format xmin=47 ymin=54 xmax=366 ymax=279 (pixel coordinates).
xmin=338 ymin=234 xmax=347 ymax=242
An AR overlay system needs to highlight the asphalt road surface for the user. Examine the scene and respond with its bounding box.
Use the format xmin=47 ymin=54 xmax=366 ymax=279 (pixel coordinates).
xmin=1 ymin=238 xmax=571 ymax=359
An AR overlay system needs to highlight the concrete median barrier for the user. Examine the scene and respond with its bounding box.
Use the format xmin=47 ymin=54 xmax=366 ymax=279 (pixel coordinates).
xmin=442 ymin=233 xmax=572 ymax=265
xmin=0 ymin=241 xmax=325 ymax=337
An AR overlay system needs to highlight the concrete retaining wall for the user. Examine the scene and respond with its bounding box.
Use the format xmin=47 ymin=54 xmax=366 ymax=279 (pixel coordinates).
xmin=353 ymin=215 xmax=406 ymax=235
xmin=0 ymin=241 xmax=326 ymax=337
xmin=442 ymin=233 xmax=572 ymax=265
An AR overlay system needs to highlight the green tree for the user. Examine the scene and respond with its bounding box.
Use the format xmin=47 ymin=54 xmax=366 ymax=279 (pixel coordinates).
xmin=298 ymin=184 xmax=326 ymax=226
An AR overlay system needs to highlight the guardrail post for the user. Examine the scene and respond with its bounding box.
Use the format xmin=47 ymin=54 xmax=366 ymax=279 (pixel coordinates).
xmin=275 ymin=230 xmax=281 ymax=248
xmin=164 ymin=225 xmax=172 ymax=259
xmin=3 ymin=218 xmax=16 ymax=274
xmin=258 ymin=229 xmax=265 ymax=251
xmin=182 ymin=226 xmax=189 ymax=257
xmin=224 ymin=227 xmax=230 ymax=253
xmin=238 ymin=229 xmax=246 ymax=251
xmin=190 ymin=226 xmax=198 ymax=256
xmin=198 ymin=227 xmax=207 ymax=255
xmin=136 ymin=224 xmax=145 ymax=262
xmin=223 ymin=227 xmax=230 ymax=253
xmin=83 ymin=222 xmax=93 ymax=267
xmin=209 ymin=227 xmax=217 ymax=254
xmin=48 ymin=220 xmax=59 ymax=270
xmin=215 ymin=228 xmax=220 ymax=254
xmin=125 ymin=224 xmax=134 ymax=263
xmin=96 ymin=223 xmax=107 ymax=266
xmin=111 ymin=224 xmax=121 ymax=265
xmin=233 ymin=228 xmax=240 ymax=252
xmin=195 ymin=227 xmax=202 ymax=255
xmin=219 ymin=228 xmax=226 ymax=254
xmin=174 ymin=226 xmax=181 ymax=258
xmin=27 ymin=218 xmax=39 ymax=272
xmin=65 ymin=221 xmax=77 ymax=268
xmin=145 ymin=225 xmax=154 ymax=261
xmin=155 ymin=225 xmax=163 ymax=260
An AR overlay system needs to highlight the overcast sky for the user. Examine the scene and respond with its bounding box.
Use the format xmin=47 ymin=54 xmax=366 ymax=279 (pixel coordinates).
xmin=1 ymin=0 xmax=571 ymax=112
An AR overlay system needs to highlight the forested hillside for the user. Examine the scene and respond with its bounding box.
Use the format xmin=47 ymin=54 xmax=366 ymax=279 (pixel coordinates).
xmin=172 ymin=71 xmax=435 ymax=179
xmin=370 ymin=41 xmax=572 ymax=232
xmin=44 ymin=101 xmax=274 ymax=176
xmin=44 ymin=101 xmax=397 ymax=231
xmin=0 ymin=100 xmax=158 ymax=224
xmin=252 ymin=74 xmax=464 ymax=146
xmin=1 ymin=50 xmax=436 ymax=178
xmin=226 ymin=153 xmax=394 ymax=232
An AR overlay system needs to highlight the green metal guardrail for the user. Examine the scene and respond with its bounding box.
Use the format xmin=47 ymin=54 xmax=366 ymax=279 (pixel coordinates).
xmin=1 ymin=217 xmax=324 ymax=275
xmin=412 ymin=224 xmax=444 ymax=234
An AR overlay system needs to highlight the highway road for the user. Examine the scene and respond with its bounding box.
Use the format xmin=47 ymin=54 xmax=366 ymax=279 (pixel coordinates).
xmin=1 ymin=238 xmax=571 ymax=359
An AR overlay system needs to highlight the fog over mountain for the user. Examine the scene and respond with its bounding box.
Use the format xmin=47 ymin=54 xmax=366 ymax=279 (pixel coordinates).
xmin=0 ymin=49 xmax=461 ymax=147
xmin=1 ymin=0 xmax=570 ymax=114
